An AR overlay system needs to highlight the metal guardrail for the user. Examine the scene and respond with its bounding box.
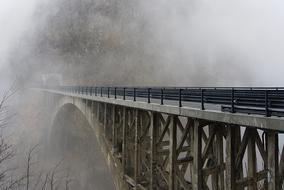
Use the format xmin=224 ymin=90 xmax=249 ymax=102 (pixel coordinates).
xmin=50 ymin=86 xmax=284 ymax=117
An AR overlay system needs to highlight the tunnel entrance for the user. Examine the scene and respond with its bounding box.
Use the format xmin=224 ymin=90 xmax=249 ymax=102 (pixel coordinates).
xmin=47 ymin=103 xmax=115 ymax=190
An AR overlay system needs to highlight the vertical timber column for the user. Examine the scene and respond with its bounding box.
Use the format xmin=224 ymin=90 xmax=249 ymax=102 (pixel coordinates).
xmin=150 ymin=112 xmax=158 ymax=190
xmin=112 ymin=105 xmax=117 ymax=152
xmin=104 ymin=103 xmax=107 ymax=137
xmin=169 ymin=115 xmax=177 ymax=190
xmin=226 ymin=126 xmax=236 ymax=190
xmin=191 ymin=119 xmax=202 ymax=190
xmin=134 ymin=109 xmax=141 ymax=187
xmin=84 ymin=99 xmax=87 ymax=114
xmin=91 ymin=101 xmax=94 ymax=123
xmin=267 ymin=131 xmax=279 ymax=190
xmin=235 ymin=125 xmax=244 ymax=190
xmin=122 ymin=107 xmax=127 ymax=176
xmin=247 ymin=128 xmax=257 ymax=190
xmin=216 ymin=126 xmax=224 ymax=190
xmin=97 ymin=102 xmax=100 ymax=123
xmin=210 ymin=124 xmax=218 ymax=190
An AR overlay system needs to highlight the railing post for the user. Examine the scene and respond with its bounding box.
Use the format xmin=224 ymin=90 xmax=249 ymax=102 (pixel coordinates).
xmin=201 ymin=88 xmax=204 ymax=110
xmin=101 ymin=87 xmax=103 ymax=97
xmin=179 ymin=89 xmax=182 ymax=107
xmin=231 ymin=88 xmax=235 ymax=113
xmin=148 ymin=88 xmax=151 ymax=103
xmin=161 ymin=88 xmax=164 ymax=105
xmin=265 ymin=90 xmax=270 ymax=117
xmin=134 ymin=88 xmax=136 ymax=101
xmin=108 ymin=87 xmax=110 ymax=98
xmin=95 ymin=87 xmax=97 ymax=96
xmin=123 ymin=88 xmax=126 ymax=100
xmin=114 ymin=87 xmax=117 ymax=99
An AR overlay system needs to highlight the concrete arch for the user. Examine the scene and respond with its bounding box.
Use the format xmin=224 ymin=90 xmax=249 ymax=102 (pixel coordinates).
xmin=47 ymin=96 xmax=115 ymax=190
xmin=48 ymin=96 xmax=96 ymax=143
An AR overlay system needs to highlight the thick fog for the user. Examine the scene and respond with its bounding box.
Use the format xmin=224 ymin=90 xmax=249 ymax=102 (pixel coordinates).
xmin=0 ymin=0 xmax=37 ymax=89
xmin=3 ymin=0 xmax=284 ymax=86
xmin=0 ymin=0 xmax=36 ymax=64
xmin=0 ymin=0 xmax=284 ymax=189
xmin=140 ymin=0 xmax=284 ymax=86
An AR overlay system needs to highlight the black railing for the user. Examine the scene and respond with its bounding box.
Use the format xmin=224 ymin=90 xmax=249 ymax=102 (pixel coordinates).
xmin=51 ymin=86 xmax=284 ymax=117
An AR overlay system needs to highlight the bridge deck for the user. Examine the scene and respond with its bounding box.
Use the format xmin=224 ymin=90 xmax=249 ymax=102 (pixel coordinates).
xmin=40 ymin=88 xmax=284 ymax=132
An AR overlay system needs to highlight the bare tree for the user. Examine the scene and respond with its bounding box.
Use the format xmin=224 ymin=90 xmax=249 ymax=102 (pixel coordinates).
xmin=0 ymin=85 xmax=74 ymax=190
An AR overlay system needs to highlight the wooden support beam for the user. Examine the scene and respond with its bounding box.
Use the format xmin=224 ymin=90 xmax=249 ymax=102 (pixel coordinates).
xmin=216 ymin=126 xmax=225 ymax=190
xmin=234 ymin=125 xmax=243 ymax=190
xmin=112 ymin=105 xmax=117 ymax=151
xmin=91 ymin=101 xmax=94 ymax=122
xmin=235 ymin=129 xmax=250 ymax=169
xmin=177 ymin=118 xmax=192 ymax=153
xmin=209 ymin=125 xmax=218 ymax=190
xmin=84 ymin=99 xmax=87 ymax=114
xmin=169 ymin=115 xmax=178 ymax=190
xmin=253 ymin=130 xmax=267 ymax=164
xmin=134 ymin=109 xmax=141 ymax=187
xmin=202 ymin=126 xmax=216 ymax=166
xmin=157 ymin=116 xmax=171 ymax=145
xmin=279 ymin=146 xmax=284 ymax=187
xmin=247 ymin=128 xmax=257 ymax=190
xmin=96 ymin=102 xmax=100 ymax=123
xmin=139 ymin=111 xmax=150 ymax=143
xmin=122 ymin=107 xmax=127 ymax=176
xmin=226 ymin=126 xmax=236 ymax=190
xmin=104 ymin=103 xmax=107 ymax=137
xmin=267 ymin=131 xmax=279 ymax=190
xmin=191 ymin=119 xmax=202 ymax=190
xmin=150 ymin=112 xmax=158 ymax=190
xmin=177 ymin=118 xmax=191 ymax=145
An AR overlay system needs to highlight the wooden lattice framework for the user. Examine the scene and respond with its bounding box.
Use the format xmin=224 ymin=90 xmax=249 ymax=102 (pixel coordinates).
xmin=88 ymin=101 xmax=282 ymax=190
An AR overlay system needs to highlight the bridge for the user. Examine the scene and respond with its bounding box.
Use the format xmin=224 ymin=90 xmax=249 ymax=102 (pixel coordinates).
xmin=38 ymin=86 xmax=284 ymax=190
